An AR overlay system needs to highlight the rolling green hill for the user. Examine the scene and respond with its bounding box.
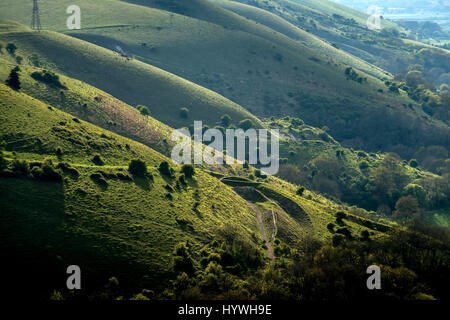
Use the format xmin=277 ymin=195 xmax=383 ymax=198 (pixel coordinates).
xmin=237 ymin=0 xmax=450 ymax=82
xmin=0 ymin=82 xmax=394 ymax=298
xmin=0 ymin=58 xmax=176 ymax=157
xmin=0 ymin=83 xmax=264 ymax=297
xmin=2 ymin=1 xmax=449 ymax=158
xmin=0 ymin=20 xmax=261 ymax=130
xmin=211 ymin=0 xmax=388 ymax=78
xmin=0 ymin=2 xmax=448 ymax=301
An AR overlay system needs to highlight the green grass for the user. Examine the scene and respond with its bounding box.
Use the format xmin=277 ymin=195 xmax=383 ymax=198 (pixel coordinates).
xmin=0 ymin=20 xmax=261 ymax=130
xmin=2 ymin=2 xmax=447 ymax=157
xmin=222 ymin=176 xmax=390 ymax=244
xmin=0 ymin=58 xmax=175 ymax=154
xmin=238 ymin=0 xmax=449 ymax=87
xmin=426 ymin=208 xmax=450 ymax=228
xmin=0 ymin=84 xmax=262 ymax=294
xmin=212 ymin=0 xmax=388 ymax=78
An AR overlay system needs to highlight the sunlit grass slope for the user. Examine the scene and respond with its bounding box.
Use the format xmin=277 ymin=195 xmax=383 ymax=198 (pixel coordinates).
xmin=0 ymin=84 xmax=261 ymax=296
xmin=0 ymin=21 xmax=261 ymax=130
xmin=211 ymin=0 xmax=388 ymax=78
xmin=0 ymin=59 xmax=176 ymax=155
xmin=1 ymin=3 xmax=448 ymax=154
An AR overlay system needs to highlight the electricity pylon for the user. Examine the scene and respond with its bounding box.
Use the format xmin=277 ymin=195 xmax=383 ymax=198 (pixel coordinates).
xmin=31 ymin=0 xmax=42 ymax=31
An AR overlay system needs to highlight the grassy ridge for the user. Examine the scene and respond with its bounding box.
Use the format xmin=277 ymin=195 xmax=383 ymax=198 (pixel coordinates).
xmin=0 ymin=59 xmax=176 ymax=156
xmin=0 ymin=84 xmax=262 ymax=295
xmin=0 ymin=21 xmax=261 ymax=130
xmin=211 ymin=0 xmax=388 ymax=78
xmin=1 ymin=4 xmax=448 ymax=155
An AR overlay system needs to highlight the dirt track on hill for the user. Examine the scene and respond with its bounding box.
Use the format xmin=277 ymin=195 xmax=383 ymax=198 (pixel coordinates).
xmin=247 ymin=202 xmax=274 ymax=260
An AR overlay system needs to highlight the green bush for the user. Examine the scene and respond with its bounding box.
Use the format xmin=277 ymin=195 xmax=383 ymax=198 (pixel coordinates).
xmin=409 ymin=159 xmax=418 ymax=168
xmin=238 ymin=119 xmax=254 ymax=131
xmin=327 ymin=223 xmax=335 ymax=231
xmin=30 ymin=159 xmax=62 ymax=182
xmin=92 ymin=154 xmax=104 ymax=166
xmin=178 ymin=174 xmax=187 ymax=185
xmin=296 ymin=186 xmax=305 ymax=196
xmin=181 ymin=164 xmax=195 ymax=179
xmin=55 ymin=147 xmax=63 ymax=157
xmin=221 ymin=114 xmax=232 ymax=127
xmin=31 ymin=70 xmax=66 ymax=89
xmin=56 ymin=162 xmax=79 ymax=177
xmin=90 ymin=173 xmax=108 ymax=186
xmin=336 ymin=211 xmax=347 ymax=220
xmin=6 ymin=43 xmax=17 ymax=55
xmin=5 ymin=66 xmax=21 ymax=90
xmin=254 ymin=169 xmax=266 ymax=179
xmin=332 ymin=234 xmax=346 ymax=246
xmin=117 ymin=172 xmax=132 ymax=181
xmin=12 ymin=159 xmax=28 ymax=174
xmin=179 ymin=107 xmax=189 ymax=119
xmin=0 ymin=151 xmax=8 ymax=170
xmin=158 ymin=161 xmax=172 ymax=177
xmin=357 ymin=151 xmax=367 ymax=158
xmin=359 ymin=160 xmax=369 ymax=170
xmin=128 ymin=159 xmax=147 ymax=176
xmin=136 ymin=105 xmax=150 ymax=116
xmin=41 ymin=164 xmax=63 ymax=182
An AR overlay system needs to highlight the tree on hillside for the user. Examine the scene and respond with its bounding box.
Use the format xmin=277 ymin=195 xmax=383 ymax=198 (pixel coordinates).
xmin=6 ymin=43 xmax=17 ymax=55
xmin=159 ymin=161 xmax=173 ymax=177
xmin=128 ymin=159 xmax=147 ymax=176
xmin=220 ymin=114 xmax=231 ymax=127
xmin=406 ymin=70 xmax=425 ymax=88
xmin=181 ymin=164 xmax=195 ymax=179
xmin=296 ymin=186 xmax=305 ymax=196
xmin=393 ymin=195 xmax=420 ymax=221
xmin=5 ymin=66 xmax=21 ymax=90
xmin=238 ymin=119 xmax=254 ymax=131
xmin=179 ymin=107 xmax=189 ymax=119
xmin=137 ymin=105 xmax=150 ymax=116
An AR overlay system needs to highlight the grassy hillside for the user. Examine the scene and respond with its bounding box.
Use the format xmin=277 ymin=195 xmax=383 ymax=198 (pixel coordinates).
xmin=0 ymin=21 xmax=261 ymax=130
xmin=0 ymin=1 xmax=448 ymax=302
xmin=0 ymin=82 xmax=397 ymax=299
xmin=239 ymin=0 xmax=450 ymax=83
xmin=4 ymin=57 xmax=441 ymax=220
xmin=1 ymin=3 xmax=448 ymax=156
xmin=211 ymin=0 xmax=388 ymax=78
xmin=0 ymin=83 xmax=263 ymax=297
xmin=59 ymin=2 xmax=450 ymax=156
xmin=0 ymin=58 xmax=175 ymax=156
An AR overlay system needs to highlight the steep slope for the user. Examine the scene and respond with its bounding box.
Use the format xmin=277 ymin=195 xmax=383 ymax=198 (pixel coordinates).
xmin=1 ymin=4 xmax=449 ymax=156
xmin=0 ymin=83 xmax=393 ymax=298
xmin=0 ymin=83 xmax=263 ymax=297
xmin=0 ymin=21 xmax=261 ymax=130
xmin=239 ymin=0 xmax=450 ymax=82
xmin=0 ymin=58 xmax=176 ymax=157
xmin=211 ymin=0 xmax=388 ymax=78
xmin=61 ymin=2 xmax=449 ymax=156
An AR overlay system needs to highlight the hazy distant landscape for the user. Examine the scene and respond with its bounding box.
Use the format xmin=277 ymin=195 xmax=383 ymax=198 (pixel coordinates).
xmin=332 ymin=0 xmax=450 ymax=30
